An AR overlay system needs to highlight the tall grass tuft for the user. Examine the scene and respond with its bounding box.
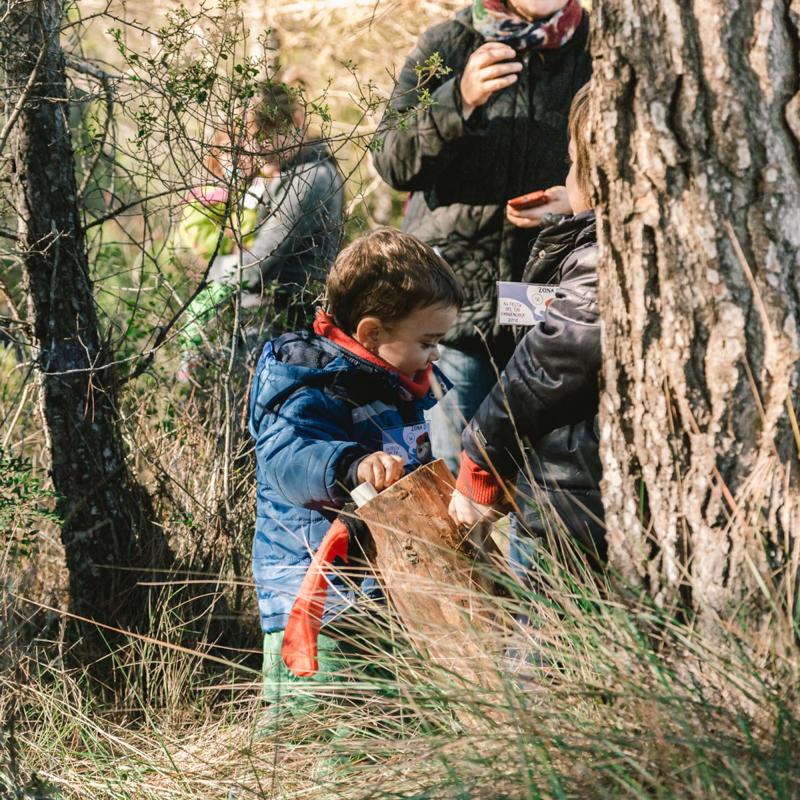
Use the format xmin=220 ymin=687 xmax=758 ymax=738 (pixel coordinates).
xmin=3 ymin=507 xmax=799 ymax=799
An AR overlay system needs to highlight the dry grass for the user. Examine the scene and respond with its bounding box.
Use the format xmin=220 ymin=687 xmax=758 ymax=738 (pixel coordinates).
xmin=4 ymin=529 xmax=800 ymax=799
xmin=1 ymin=2 xmax=797 ymax=798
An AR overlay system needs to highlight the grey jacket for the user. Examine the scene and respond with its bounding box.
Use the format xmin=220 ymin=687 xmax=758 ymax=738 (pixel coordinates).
xmin=209 ymin=140 xmax=344 ymax=308
xmin=372 ymin=7 xmax=591 ymax=357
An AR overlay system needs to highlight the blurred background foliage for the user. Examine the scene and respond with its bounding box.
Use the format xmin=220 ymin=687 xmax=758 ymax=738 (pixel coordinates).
xmin=0 ymin=0 xmax=466 ymax=640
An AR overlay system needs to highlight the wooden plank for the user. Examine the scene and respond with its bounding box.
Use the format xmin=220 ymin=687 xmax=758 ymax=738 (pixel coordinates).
xmin=355 ymin=459 xmax=504 ymax=689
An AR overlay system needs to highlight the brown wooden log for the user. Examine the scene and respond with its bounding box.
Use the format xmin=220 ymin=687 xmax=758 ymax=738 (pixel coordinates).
xmin=355 ymin=459 xmax=504 ymax=689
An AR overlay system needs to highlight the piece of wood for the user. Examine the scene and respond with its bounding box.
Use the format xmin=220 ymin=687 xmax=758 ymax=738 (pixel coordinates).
xmin=356 ymin=460 xmax=503 ymax=689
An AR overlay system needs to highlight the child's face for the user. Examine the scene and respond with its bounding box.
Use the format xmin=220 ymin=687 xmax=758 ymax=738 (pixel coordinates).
xmin=566 ymin=138 xmax=590 ymax=214
xmin=249 ymin=109 xmax=306 ymax=176
xmin=372 ymin=304 xmax=459 ymax=377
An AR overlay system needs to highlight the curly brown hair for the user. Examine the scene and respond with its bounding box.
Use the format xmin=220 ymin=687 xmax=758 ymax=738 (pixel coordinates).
xmin=326 ymin=228 xmax=463 ymax=334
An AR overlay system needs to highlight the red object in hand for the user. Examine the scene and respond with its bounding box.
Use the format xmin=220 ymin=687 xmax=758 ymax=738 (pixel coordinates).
xmin=507 ymin=190 xmax=549 ymax=210
xmin=281 ymin=519 xmax=350 ymax=677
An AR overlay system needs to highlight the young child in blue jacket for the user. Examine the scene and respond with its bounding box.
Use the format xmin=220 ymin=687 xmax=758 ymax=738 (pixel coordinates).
xmin=248 ymin=227 xmax=462 ymax=721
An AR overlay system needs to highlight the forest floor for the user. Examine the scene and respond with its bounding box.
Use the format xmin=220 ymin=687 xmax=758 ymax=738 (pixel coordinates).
xmin=3 ymin=530 xmax=800 ymax=799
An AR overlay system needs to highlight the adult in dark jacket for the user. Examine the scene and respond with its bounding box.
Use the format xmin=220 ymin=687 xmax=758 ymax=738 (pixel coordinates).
xmin=449 ymin=83 xmax=604 ymax=568
xmin=372 ymin=0 xmax=591 ymax=471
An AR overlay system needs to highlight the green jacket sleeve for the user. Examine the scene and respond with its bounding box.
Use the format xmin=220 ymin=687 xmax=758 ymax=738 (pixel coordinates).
xmin=178 ymin=280 xmax=236 ymax=349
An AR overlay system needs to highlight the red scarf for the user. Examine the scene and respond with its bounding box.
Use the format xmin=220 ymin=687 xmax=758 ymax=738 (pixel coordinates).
xmin=313 ymin=311 xmax=432 ymax=400
xmin=473 ymin=0 xmax=583 ymax=51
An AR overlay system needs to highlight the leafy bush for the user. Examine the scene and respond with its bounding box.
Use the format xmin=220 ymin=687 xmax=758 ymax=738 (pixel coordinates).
xmin=0 ymin=447 xmax=59 ymax=561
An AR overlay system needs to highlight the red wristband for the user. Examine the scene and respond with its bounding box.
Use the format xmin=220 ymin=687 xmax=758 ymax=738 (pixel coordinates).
xmin=455 ymin=452 xmax=504 ymax=505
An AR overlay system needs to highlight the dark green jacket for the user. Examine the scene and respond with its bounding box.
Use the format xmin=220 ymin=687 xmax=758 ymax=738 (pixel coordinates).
xmin=372 ymin=7 xmax=591 ymax=356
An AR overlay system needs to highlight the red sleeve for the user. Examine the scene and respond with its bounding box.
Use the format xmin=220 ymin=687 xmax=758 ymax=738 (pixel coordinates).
xmin=455 ymin=452 xmax=504 ymax=505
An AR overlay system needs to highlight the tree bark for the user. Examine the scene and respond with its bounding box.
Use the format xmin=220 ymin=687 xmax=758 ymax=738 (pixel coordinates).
xmin=593 ymin=1 xmax=800 ymax=625
xmin=2 ymin=0 xmax=165 ymax=627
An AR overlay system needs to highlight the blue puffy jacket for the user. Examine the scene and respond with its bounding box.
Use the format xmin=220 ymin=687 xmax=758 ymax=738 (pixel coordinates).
xmin=249 ymin=314 xmax=446 ymax=633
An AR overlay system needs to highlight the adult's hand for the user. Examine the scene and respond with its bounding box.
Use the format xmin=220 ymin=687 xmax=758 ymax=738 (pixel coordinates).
xmin=448 ymin=488 xmax=498 ymax=527
xmin=460 ymin=43 xmax=522 ymax=121
xmin=506 ymin=185 xmax=572 ymax=228
xmin=357 ymin=451 xmax=405 ymax=491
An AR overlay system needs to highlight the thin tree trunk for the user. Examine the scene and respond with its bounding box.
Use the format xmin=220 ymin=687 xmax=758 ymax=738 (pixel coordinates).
xmin=3 ymin=0 xmax=166 ymax=627
xmin=593 ymin=0 xmax=800 ymax=626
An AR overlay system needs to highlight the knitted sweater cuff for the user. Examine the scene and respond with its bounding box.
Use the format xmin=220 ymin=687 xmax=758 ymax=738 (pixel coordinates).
xmin=455 ymin=452 xmax=503 ymax=505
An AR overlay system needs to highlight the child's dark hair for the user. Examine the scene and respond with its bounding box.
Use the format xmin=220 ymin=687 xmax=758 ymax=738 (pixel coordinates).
xmin=326 ymin=228 xmax=463 ymax=334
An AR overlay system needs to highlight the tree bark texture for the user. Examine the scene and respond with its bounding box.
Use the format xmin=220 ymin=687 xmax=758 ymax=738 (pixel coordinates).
xmin=593 ymin=1 xmax=800 ymax=623
xmin=3 ymin=0 xmax=163 ymax=626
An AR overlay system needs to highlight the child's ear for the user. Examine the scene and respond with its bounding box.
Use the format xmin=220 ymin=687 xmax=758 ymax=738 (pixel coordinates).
xmin=354 ymin=317 xmax=384 ymax=352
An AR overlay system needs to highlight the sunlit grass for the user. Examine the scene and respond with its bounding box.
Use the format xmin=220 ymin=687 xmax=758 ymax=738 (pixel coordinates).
xmin=3 ymin=519 xmax=799 ymax=799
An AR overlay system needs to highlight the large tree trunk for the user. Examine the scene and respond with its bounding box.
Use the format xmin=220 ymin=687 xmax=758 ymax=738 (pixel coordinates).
xmin=3 ymin=0 xmax=165 ymax=627
xmin=593 ymin=1 xmax=800 ymax=625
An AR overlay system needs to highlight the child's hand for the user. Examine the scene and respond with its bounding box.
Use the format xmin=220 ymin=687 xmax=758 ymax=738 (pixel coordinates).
xmin=506 ymin=185 xmax=572 ymax=228
xmin=357 ymin=452 xmax=405 ymax=491
xmin=460 ymin=43 xmax=522 ymax=121
xmin=448 ymin=489 xmax=497 ymax=527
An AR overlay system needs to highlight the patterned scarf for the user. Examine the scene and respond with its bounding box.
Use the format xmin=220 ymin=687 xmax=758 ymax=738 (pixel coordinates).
xmin=472 ymin=0 xmax=583 ymax=51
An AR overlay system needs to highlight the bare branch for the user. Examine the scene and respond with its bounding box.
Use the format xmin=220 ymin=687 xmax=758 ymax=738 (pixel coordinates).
xmin=64 ymin=55 xmax=118 ymax=200
xmin=82 ymin=187 xmax=184 ymax=230
xmin=63 ymin=53 xmax=121 ymax=83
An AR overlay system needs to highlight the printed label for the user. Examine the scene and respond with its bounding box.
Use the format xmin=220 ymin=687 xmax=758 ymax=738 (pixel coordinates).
xmin=382 ymin=423 xmax=432 ymax=466
xmin=496 ymin=281 xmax=558 ymax=326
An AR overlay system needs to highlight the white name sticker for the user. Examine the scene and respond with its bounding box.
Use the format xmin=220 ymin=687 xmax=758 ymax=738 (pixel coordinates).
xmin=496 ymin=281 xmax=558 ymax=326
xmin=382 ymin=423 xmax=432 ymax=466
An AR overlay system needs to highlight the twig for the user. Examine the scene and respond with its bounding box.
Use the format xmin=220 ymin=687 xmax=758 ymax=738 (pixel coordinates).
xmin=63 ymin=53 xmax=121 ymax=83
xmin=65 ymin=55 xmax=118 ymax=201
xmin=787 ymin=400 xmax=800 ymax=462
xmin=1 ymin=379 xmax=35 ymax=450
xmin=12 ymin=594 xmax=260 ymax=676
xmin=120 ymin=195 xmax=235 ymax=384
xmin=725 ymin=221 xmax=800 ymax=462
xmin=82 ymin=187 xmax=181 ymax=229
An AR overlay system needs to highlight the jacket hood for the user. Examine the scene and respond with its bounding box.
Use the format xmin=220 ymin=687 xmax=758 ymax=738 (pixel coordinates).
xmin=572 ymin=209 xmax=597 ymax=245
xmin=454 ymin=5 xmax=475 ymax=29
xmin=539 ymin=209 xmax=595 ymax=240
xmin=312 ymin=311 xmax=435 ymax=400
xmin=250 ymin=318 xmax=444 ymax=435
xmin=249 ymin=332 xmax=348 ymax=432
xmin=523 ymin=210 xmax=596 ymax=284
xmin=283 ymin=138 xmax=334 ymax=171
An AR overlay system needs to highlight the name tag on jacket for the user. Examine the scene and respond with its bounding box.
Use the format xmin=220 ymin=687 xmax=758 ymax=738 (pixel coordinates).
xmin=382 ymin=423 xmax=432 ymax=466
xmin=496 ymin=281 xmax=557 ymax=326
